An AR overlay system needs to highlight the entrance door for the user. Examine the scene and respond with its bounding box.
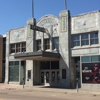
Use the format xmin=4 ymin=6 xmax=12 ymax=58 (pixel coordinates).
xmin=41 ymin=71 xmax=50 ymax=86
xmin=41 ymin=72 xmax=44 ymax=84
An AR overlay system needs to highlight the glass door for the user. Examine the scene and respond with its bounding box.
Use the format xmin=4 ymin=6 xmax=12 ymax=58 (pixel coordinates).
xmin=41 ymin=72 xmax=44 ymax=84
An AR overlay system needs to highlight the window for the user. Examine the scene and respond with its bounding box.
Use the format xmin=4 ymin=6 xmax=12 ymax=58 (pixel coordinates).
xmin=91 ymin=56 xmax=100 ymax=62
xmin=37 ymin=40 xmax=41 ymax=51
xmin=10 ymin=42 xmax=26 ymax=54
xmin=53 ymin=37 xmax=59 ymax=51
xmin=16 ymin=43 xmax=20 ymax=52
xmin=62 ymin=69 xmax=66 ymax=79
xmin=44 ymin=39 xmax=50 ymax=50
xmin=22 ymin=42 xmax=26 ymax=52
xmin=75 ymin=57 xmax=80 ymax=63
xmin=28 ymin=70 xmax=31 ymax=79
xmin=73 ymin=35 xmax=80 ymax=47
xmin=81 ymin=34 xmax=89 ymax=46
xmin=81 ymin=56 xmax=91 ymax=62
xmin=11 ymin=44 xmax=15 ymax=53
xmin=9 ymin=61 xmax=19 ymax=82
xmin=51 ymin=61 xmax=59 ymax=69
xmin=40 ymin=61 xmax=50 ymax=70
xmin=90 ymin=32 xmax=98 ymax=45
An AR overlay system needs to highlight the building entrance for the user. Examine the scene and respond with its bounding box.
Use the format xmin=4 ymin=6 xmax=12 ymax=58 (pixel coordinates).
xmin=41 ymin=71 xmax=50 ymax=86
xmin=40 ymin=61 xmax=59 ymax=86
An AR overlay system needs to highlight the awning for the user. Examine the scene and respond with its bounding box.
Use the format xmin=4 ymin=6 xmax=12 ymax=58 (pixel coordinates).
xmin=14 ymin=51 xmax=60 ymax=61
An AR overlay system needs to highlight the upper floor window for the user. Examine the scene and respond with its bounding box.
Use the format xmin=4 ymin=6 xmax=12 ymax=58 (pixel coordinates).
xmin=37 ymin=40 xmax=41 ymax=51
xmin=44 ymin=39 xmax=50 ymax=50
xmin=22 ymin=43 xmax=26 ymax=52
xmin=11 ymin=44 xmax=15 ymax=53
xmin=53 ymin=37 xmax=59 ymax=51
xmin=16 ymin=43 xmax=20 ymax=53
xmin=90 ymin=32 xmax=98 ymax=45
xmin=73 ymin=35 xmax=80 ymax=47
xmin=72 ymin=32 xmax=98 ymax=47
xmin=81 ymin=34 xmax=89 ymax=46
xmin=10 ymin=42 xmax=26 ymax=54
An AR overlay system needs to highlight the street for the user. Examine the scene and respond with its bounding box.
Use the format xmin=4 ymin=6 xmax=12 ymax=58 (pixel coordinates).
xmin=0 ymin=89 xmax=100 ymax=100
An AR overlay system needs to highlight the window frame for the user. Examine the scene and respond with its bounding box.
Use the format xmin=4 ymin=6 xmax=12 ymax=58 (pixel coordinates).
xmin=90 ymin=32 xmax=98 ymax=45
xmin=52 ymin=37 xmax=59 ymax=51
xmin=72 ymin=35 xmax=80 ymax=47
xmin=10 ymin=44 xmax=15 ymax=53
xmin=16 ymin=43 xmax=20 ymax=53
xmin=44 ymin=39 xmax=50 ymax=50
xmin=36 ymin=40 xmax=41 ymax=51
xmin=81 ymin=34 xmax=89 ymax=46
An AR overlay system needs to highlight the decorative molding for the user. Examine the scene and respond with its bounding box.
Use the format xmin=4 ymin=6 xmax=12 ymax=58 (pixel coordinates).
xmin=61 ymin=16 xmax=67 ymax=32
xmin=73 ymin=15 xmax=96 ymax=30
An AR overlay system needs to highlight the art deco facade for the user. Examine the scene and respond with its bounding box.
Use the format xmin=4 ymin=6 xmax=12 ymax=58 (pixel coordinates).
xmin=4 ymin=10 xmax=100 ymax=89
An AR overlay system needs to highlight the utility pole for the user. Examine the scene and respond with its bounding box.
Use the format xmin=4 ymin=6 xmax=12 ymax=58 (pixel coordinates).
xmin=64 ymin=0 xmax=67 ymax=10
xmin=32 ymin=0 xmax=34 ymax=19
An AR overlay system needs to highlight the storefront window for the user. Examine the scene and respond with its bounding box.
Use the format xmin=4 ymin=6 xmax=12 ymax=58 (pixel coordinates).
xmin=82 ymin=63 xmax=100 ymax=84
xmin=81 ymin=56 xmax=91 ymax=62
xmin=9 ymin=61 xmax=19 ymax=82
xmin=91 ymin=56 xmax=100 ymax=62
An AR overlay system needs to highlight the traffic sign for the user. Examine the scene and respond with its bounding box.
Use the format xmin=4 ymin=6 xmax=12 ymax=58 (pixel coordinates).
xmin=30 ymin=25 xmax=46 ymax=33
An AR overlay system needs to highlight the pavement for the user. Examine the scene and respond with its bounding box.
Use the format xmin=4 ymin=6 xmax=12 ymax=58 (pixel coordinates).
xmin=0 ymin=83 xmax=100 ymax=95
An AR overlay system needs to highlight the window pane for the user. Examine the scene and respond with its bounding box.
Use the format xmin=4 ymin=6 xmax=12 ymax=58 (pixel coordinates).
xmin=82 ymin=40 xmax=89 ymax=45
xmin=86 ymin=40 xmax=89 ymax=45
xmin=53 ymin=37 xmax=59 ymax=51
xmin=91 ymin=56 xmax=100 ymax=62
xmin=81 ymin=56 xmax=91 ymax=62
xmin=37 ymin=40 xmax=41 ymax=50
xmin=11 ymin=44 xmax=15 ymax=53
xmin=15 ymin=61 xmax=19 ymax=66
xmin=9 ymin=62 xmax=14 ymax=66
xmin=40 ymin=61 xmax=50 ymax=70
xmin=62 ymin=69 xmax=66 ymax=79
xmin=81 ymin=34 xmax=88 ymax=39
xmin=90 ymin=39 xmax=95 ymax=44
xmin=90 ymin=33 xmax=94 ymax=38
xmin=95 ymin=33 xmax=98 ymax=38
xmin=95 ymin=39 xmax=98 ymax=44
xmin=51 ymin=61 xmax=59 ymax=69
xmin=73 ymin=35 xmax=79 ymax=40
xmin=90 ymin=32 xmax=98 ymax=38
xmin=44 ymin=39 xmax=50 ymax=50
xmin=9 ymin=66 xmax=19 ymax=82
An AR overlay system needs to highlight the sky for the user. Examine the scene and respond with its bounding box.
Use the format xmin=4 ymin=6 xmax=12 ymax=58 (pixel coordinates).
xmin=0 ymin=0 xmax=100 ymax=35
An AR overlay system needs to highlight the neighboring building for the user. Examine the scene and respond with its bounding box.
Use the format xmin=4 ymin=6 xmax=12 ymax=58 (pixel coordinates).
xmin=0 ymin=35 xmax=6 ymax=83
xmin=4 ymin=10 xmax=100 ymax=89
xmin=0 ymin=35 xmax=3 ymax=82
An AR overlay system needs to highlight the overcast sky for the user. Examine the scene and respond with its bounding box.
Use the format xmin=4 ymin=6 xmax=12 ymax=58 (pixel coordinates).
xmin=0 ymin=0 xmax=100 ymax=35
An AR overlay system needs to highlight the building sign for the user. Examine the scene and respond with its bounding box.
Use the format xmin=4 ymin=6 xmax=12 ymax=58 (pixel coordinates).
xmin=30 ymin=25 xmax=46 ymax=33
xmin=61 ymin=17 xmax=67 ymax=32
xmin=82 ymin=63 xmax=100 ymax=84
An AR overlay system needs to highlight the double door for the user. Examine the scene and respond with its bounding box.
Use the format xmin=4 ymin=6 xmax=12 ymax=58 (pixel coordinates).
xmin=41 ymin=70 xmax=59 ymax=86
xmin=41 ymin=71 xmax=50 ymax=86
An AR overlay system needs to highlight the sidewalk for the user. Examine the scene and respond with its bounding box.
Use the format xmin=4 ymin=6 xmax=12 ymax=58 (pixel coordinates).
xmin=0 ymin=83 xmax=100 ymax=95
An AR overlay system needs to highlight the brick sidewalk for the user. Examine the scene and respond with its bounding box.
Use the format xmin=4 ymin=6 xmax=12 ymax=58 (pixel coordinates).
xmin=0 ymin=83 xmax=100 ymax=95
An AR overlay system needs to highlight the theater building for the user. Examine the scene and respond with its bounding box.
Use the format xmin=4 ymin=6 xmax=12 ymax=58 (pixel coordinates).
xmin=4 ymin=10 xmax=100 ymax=89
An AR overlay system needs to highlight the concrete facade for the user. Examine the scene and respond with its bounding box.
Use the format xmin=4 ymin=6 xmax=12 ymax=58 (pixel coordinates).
xmin=4 ymin=10 xmax=100 ymax=89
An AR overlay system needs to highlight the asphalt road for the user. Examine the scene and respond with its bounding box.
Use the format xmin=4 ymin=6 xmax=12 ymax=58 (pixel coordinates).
xmin=0 ymin=89 xmax=100 ymax=100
